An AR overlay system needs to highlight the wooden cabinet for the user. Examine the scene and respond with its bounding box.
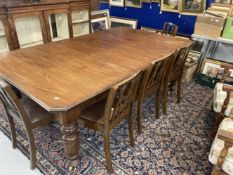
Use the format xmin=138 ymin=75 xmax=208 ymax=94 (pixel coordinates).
xmin=0 ymin=15 xmax=10 ymax=53
xmin=0 ymin=9 xmax=13 ymax=53
xmin=0 ymin=0 xmax=91 ymax=51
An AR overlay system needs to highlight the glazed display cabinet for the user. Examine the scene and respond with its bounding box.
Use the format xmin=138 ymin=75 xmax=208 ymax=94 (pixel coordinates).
xmin=0 ymin=0 xmax=91 ymax=51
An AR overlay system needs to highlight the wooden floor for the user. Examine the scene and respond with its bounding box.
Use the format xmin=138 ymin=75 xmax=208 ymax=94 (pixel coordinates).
xmin=0 ymin=132 xmax=41 ymax=175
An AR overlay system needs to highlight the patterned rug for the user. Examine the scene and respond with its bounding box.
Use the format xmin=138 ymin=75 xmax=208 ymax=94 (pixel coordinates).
xmin=0 ymin=81 xmax=214 ymax=175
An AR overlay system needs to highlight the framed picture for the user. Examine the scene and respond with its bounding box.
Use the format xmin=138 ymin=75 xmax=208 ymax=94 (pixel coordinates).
xmin=91 ymin=10 xmax=111 ymax=28
xmin=181 ymin=0 xmax=206 ymax=14
xmin=141 ymin=26 xmax=157 ymax=32
xmin=125 ymin=0 xmax=142 ymax=8
xmin=201 ymin=59 xmax=233 ymax=78
xmin=110 ymin=17 xmax=138 ymax=29
xmin=91 ymin=16 xmax=109 ymax=33
xmin=142 ymin=0 xmax=152 ymax=3
xmin=161 ymin=0 xmax=180 ymax=12
xmin=110 ymin=0 xmax=124 ymax=7
xmin=213 ymin=0 xmax=232 ymax=4
xmin=152 ymin=0 xmax=160 ymax=2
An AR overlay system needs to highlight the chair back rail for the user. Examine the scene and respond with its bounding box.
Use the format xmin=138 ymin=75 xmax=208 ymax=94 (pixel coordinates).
xmin=220 ymin=63 xmax=233 ymax=83
xmin=162 ymin=22 xmax=179 ymax=36
xmin=103 ymin=71 xmax=142 ymax=125
xmin=0 ymin=82 xmax=31 ymax=127
xmin=170 ymin=43 xmax=193 ymax=81
xmin=138 ymin=57 xmax=169 ymax=100
xmin=162 ymin=50 xmax=180 ymax=87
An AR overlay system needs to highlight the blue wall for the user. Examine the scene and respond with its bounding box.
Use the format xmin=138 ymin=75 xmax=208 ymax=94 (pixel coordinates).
xmin=100 ymin=0 xmax=213 ymax=36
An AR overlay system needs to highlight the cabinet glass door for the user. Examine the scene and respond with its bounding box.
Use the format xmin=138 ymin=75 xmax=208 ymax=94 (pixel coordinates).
xmin=15 ymin=16 xmax=44 ymax=48
xmin=71 ymin=10 xmax=90 ymax=37
xmin=0 ymin=20 xmax=9 ymax=53
xmin=48 ymin=13 xmax=69 ymax=42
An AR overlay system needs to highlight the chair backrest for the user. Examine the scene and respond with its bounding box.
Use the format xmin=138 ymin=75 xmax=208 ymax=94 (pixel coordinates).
xmin=162 ymin=22 xmax=179 ymax=36
xmin=137 ymin=52 xmax=178 ymax=103
xmin=0 ymin=80 xmax=30 ymax=125
xmin=140 ymin=59 xmax=167 ymax=97
xmin=170 ymin=43 xmax=193 ymax=79
xmin=220 ymin=63 xmax=233 ymax=83
xmin=103 ymin=71 xmax=142 ymax=124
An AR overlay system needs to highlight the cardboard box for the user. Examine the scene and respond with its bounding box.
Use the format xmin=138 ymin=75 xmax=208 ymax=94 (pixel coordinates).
xmin=194 ymin=16 xmax=226 ymax=37
xmin=182 ymin=52 xmax=200 ymax=83
xmin=204 ymin=9 xmax=229 ymax=18
xmin=222 ymin=17 xmax=233 ymax=39
xmin=182 ymin=59 xmax=198 ymax=83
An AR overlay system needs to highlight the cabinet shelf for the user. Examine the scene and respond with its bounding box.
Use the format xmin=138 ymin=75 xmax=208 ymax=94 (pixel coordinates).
xmin=0 ymin=34 xmax=6 ymax=37
xmin=20 ymin=40 xmax=43 ymax=49
xmin=52 ymin=36 xmax=68 ymax=42
xmin=72 ymin=19 xmax=89 ymax=24
xmin=0 ymin=36 xmax=9 ymax=53
xmin=0 ymin=48 xmax=9 ymax=53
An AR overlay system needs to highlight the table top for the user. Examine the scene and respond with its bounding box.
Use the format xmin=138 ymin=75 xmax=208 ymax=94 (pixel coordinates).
xmin=0 ymin=27 xmax=191 ymax=112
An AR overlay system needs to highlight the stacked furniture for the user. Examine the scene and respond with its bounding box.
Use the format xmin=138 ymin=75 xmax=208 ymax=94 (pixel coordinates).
xmin=210 ymin=109 xmax=233 ymax=175
xmin=0 ymin=0 xmax=91 ymax=52
xmin=90 ymin=9 xmax=138 ymax=33
xmin=209 ymin=63 xmax=233 ymax=175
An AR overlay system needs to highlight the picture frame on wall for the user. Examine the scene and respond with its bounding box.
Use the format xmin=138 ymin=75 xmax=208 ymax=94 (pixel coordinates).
xmin=110 ymin=17 xmax=138 ymax=29
xmin=213 ymin=0 xmax=232 ymax=4
xmin=181 ymin=0 xmax=206 ymax=14
xmin=142 ymin=0 xmax=152 ymax=3
xmin=151 ymin=0 xmax=160 ymax=3
xmin=125 ymin=0 xmax=142 ymax=8
xmin=109 ymin=0 xmax=124 ymax=7
xmin=91 ymin=16 xmax=109 ymax=33
xmin=161 ymin=0 xmax=180 ymax=12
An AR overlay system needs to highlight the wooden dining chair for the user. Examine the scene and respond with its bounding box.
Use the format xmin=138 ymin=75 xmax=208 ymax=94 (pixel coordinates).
xmin=162 ymin=43 xmax=193 ymax=115
xmin=137 ymin=52 xmax=179 ymax=134
xmin=162 ymin=22 xmax=179 ymax=36
xmin=0 ymin=80 xmax=55 ymax=169
xmin=78 ymin=71 xmax=142 ymax=173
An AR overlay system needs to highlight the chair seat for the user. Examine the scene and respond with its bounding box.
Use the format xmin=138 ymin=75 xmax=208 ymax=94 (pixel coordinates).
xmin=79 ymin=99 xmax=106 ymax=125
xmin=209 ymin=118 xmax=233 ymax=175
xmin=9 ymin=95 xmax=54 ymax=128
xmin=213 ymin=83 xmax=233 ymax=116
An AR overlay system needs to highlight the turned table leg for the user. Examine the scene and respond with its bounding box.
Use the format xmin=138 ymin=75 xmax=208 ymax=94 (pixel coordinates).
xmin=56 ymin=108 xmax=81 ymax=170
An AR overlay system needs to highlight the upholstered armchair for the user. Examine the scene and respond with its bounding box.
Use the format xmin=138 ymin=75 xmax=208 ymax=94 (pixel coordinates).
xmin=209 ymin=106 xmax=233 ymax=175
xmin=209 ymin=63 xmax=233 ymax=174
xmin=213 ymin=63 xmax=233 ymax=127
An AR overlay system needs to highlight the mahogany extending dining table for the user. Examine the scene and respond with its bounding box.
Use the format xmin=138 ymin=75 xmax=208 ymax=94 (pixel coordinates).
xmin=0 ymin=27 xmax=192 ymax=169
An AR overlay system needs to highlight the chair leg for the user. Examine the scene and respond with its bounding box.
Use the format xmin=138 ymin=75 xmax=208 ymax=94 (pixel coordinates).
xmin=25 ymin=126 xmax=37 ymax=170
xmin=137 ymin=98 xmax=143 ymax=134
xmin=163 ymin=84 xmax=168 ymax=115
xmin=6 ymin=115 xmax=17 ymax=149
xmin=128 ymin=111 xmax=135 ymax=147
xmin=169 ymin=81 xmax=175 ymax=92
xmin=215 ymin=113 xmax=224 ymax=128
xmin=177 ymin=78 xmax=181 ymax=104
xmin=155 ymin=91 xmax=160 ymax=118
xmin=103 ymin=131 xmax=113 ymax=173
xmin=211 ymin=167 xmax=219 ymax=175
